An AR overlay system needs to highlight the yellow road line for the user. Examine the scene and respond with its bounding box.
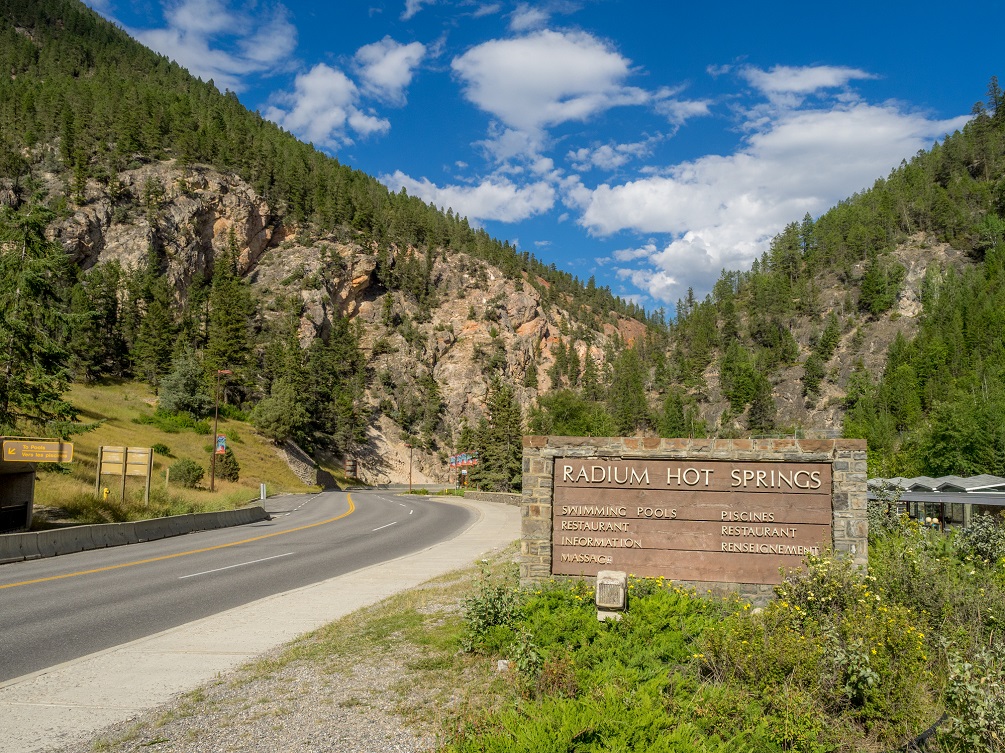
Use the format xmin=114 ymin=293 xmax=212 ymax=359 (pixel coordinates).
xmin=0 ymin=494 xmax=355 ymax=591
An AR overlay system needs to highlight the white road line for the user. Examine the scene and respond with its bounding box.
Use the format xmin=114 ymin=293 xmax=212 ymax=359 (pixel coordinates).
xmin=178 ymin=552 xmax=295 ymax=579
xmin=372 ymin=522 xmax=398 ymax=532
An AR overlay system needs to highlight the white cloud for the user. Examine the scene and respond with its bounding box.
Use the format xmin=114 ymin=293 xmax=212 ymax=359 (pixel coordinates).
xmin=452 ymin=30 xmax=648 ymax=159
xmin=381 ymin=170 xmax=556 ymax=223
xmin=354 ymin=37 xmax=427 ymax=104
xmin=509 ymin=3 xmax=550 ymax=31
xmin=402 ymin=0 xmax=435 ymax=20
xmin=131 ymin=0 xmax=297 ymax=92
xmin=470 ymin=3 xmax=503 ymax=18
xmin=264 ymin=64 xmax=389 ymax=148
xmin=742 ymin=65 xmax=876 ymax=96
xmin=568 ymin=137 xmax=659 ymax=171
xmin=577 ymin=101 xmax=969 ymax=304
xmin=740 ymin=65 xmax=877 ymax=108
xmin=655 ymin=97 xmax=712 ymax=126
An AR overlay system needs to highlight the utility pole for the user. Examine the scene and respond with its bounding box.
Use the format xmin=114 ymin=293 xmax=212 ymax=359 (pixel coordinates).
xmin=209 ymin=368 xmax=231 ymax=492
xmin=405 ymin=442 xmax=413 ymax=493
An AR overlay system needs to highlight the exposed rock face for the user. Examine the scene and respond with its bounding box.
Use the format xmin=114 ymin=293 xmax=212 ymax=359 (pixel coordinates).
xmin=51 ymin=161 xmax=281 ymax=287
xmin=47 ymin=161 xmax=970 ymax=480
xmin=50 ymin=160 xmax=628 ymax=483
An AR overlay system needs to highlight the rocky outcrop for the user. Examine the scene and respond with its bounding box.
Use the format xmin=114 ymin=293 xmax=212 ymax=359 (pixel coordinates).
xmin=47 ymin=159 xmax=639 ymax=485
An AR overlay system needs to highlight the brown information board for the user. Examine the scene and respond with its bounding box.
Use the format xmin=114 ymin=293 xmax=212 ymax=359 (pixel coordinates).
xmin=3 ymin=440 xmax=73 ymax=463
xmin=552 ymin=458 xmax=832 ymax=585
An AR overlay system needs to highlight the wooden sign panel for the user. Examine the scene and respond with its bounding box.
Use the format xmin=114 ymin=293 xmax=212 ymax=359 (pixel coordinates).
xmin=3 ymin=440 xmax=73 ymax=463
xmin=99 ymin=446 xmax=153 ymax=476
xmin=552 ymin=458 xmax=832 ymax=585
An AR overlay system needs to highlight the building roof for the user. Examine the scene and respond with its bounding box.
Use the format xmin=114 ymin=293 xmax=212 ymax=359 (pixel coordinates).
xmin=869 ymin=474 xmax=1005 ymax=494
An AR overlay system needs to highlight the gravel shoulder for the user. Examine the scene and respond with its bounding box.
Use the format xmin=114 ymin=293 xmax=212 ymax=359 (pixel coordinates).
xmin=46 ymin=550 xmax=519 ymax=753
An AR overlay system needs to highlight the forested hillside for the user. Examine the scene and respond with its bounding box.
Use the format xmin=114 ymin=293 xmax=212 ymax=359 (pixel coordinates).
xmin=2 ymin=0 xmax=1004 ymax=485
xmin=0 ymin=0 xmax=659 ymax=488
xmin=645 ymin=78 xmax=1005 ymax=476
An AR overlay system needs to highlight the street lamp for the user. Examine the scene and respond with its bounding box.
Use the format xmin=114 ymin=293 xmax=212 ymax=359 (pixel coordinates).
xmin=210 ymin=369 xmax=232 ymax=492
xmin=404 ymin=442 xmax=413 ymax=493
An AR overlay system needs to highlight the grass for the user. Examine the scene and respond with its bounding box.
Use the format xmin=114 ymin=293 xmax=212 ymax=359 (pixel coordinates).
xmin=30 ymin=380 xmax=340 ymax=525
xmin=88 ymin=546 xmax=521 ymax=753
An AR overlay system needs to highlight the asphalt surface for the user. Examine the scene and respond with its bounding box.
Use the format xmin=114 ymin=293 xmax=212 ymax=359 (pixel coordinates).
xmin=0 ymin=489 xmax=473 ymax=681
xmin=0 ymin=493 xmax=519 ymax=753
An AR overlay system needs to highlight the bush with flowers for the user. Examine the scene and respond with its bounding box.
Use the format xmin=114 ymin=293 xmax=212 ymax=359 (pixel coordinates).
xmin=449 ymin=517 xmax=1005 ymax=753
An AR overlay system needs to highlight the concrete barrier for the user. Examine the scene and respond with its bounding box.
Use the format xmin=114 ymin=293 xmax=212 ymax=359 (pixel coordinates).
xmin=17 ymin=532 xmax=41 ymax=561
xmin=133 ymin=518 xmax=171 ymax=542
xmin=0 ymin=533 xmax=24 ymax=564
xmin=193 ymin=511 xmax=224 ymax=530
xmin=91 ymin=522 xmax=135 ymax=548
xmin=36 ymin=526 xmax=97 ymax=557
xmin=0 ymin=505 xmax=270 ymax=562
xmin=166 ymin=514 xmax=195 ymax=537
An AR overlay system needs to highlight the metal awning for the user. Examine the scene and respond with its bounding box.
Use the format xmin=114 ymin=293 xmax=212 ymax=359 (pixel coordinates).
xmin=868 ymin=490 xmax=1005 ymax=507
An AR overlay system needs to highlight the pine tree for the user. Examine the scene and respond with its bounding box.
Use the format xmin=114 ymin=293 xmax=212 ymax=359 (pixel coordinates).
xmin=206 ymin=230 xmax=256 ymax=378
xmin=158 ymin=347 xmax=211 ymax=416
xmin=607 ymin=347 xmax=650 ymax=435
xmin=472 ymin=380 xmax=523 ymax=492
xmin=0 ymin=202 xmax=77 ymax=433
xmin=130 ymin=274 xmax=176 ymax=385
xmin=250 ymin=377 xmax=308 ymax=443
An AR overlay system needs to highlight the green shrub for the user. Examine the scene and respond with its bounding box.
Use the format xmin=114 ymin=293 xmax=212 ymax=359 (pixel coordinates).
xmin=133 ymin=410 xmax=210 ymax=435
xmin=151 ymin=443 xmax=171 ymax=456
xmin=213 ymin=448 xmax=240 ymax=482
xmin=940 ymin=642 xmax=1005 ymax=752
xmin=169 ymin=458 xmax=204 ymax=488
xmin=460 ymin=561 xmax=521 ymax=653
xmin=700 ymin=551 xmax=936 ymax=747
xmin=957 ymin=512 xmax=1005 ymax=565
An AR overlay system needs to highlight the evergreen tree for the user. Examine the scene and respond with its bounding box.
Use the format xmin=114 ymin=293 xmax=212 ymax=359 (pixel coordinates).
xmin=471 ymin=380 xmax=523 ymax=492
xmin=66 ymin=261 xmax=128 ymax=381
xmin=206 ymin=231 xmax=256 ymax=378
xmin=130 ymin=273 xmax=176 ymax=386
xmin=251 ymin=377 xmax=309 ymax=443
xmin=301 ymin=316 xmax=368 ymax=454
xmin=802 ymin=352 xmax=825 ymax=398
xmin=747 ymin=376 xmax=777 ymax=433
xmin=607 ymin=347 xmax=650 ymax=435
xmin=657 ymin=388 xmax=705 ymax=438
xmin=158 ymin=347 xmax=211 ymax=416
xmin=0 ymin=202 xmax=77 ymax=433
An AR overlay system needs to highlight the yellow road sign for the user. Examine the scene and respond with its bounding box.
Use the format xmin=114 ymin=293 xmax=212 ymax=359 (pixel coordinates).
xmin=3 ymin=440 xmax=74 ymax=463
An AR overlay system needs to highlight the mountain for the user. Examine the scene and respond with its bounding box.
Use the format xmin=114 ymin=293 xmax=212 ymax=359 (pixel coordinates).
xmin=0 ymin=0 xmax=654 ymax=487
xmin=2 ymin=0 xmax=1004 ymax=483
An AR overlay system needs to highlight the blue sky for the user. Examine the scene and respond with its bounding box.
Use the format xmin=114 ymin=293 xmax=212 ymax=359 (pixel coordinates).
xmin=86 ymin=0 xmax=999 ymax=311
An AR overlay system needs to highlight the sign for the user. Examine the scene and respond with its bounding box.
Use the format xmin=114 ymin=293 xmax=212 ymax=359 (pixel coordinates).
xmin=552 ymin=458 xmax=832 ymax=585
xmin=3 ymin=440 xmax=73 ymax=463
xmin=99 ymin=446 xmax=153 ymax=477
xmin=215 ymin=434 xmax=227 ymax=455
xmin=96 ymin=446 xmax=154 ymax=505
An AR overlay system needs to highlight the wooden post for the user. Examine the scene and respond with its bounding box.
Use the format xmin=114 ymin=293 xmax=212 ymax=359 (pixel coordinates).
xmin=95 ymin=445 xmax=104 ymax=496
xmin=120 ymin=446 xmax=127 ymax=502
xmin=144 ymin=448 xmax=153 ymax=506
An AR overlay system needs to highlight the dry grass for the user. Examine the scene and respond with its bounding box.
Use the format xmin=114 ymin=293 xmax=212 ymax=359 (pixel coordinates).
xmin=32 ymin=380 xmax=334 ymax=521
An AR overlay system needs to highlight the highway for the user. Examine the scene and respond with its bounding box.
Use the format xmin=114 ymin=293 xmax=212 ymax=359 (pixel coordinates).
xmin=0 ymin=489 xmax=473 ymax=682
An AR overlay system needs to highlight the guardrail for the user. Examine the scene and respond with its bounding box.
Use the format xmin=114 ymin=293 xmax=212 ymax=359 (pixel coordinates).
xmin=0 ymin=506 xmax=270 ymax=564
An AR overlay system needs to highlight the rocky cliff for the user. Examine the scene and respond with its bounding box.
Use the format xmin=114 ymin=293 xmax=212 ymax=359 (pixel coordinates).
xmin=49 ymin=159 xmax=639 ymax=483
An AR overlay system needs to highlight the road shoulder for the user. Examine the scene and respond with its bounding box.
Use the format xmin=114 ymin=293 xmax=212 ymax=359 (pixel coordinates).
xmin=1 ymin=497 xmax=519 ymax=753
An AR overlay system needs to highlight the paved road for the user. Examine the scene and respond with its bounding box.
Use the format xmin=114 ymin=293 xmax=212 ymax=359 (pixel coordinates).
xmin=0 ymin=489 xmax=472 ymax=681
